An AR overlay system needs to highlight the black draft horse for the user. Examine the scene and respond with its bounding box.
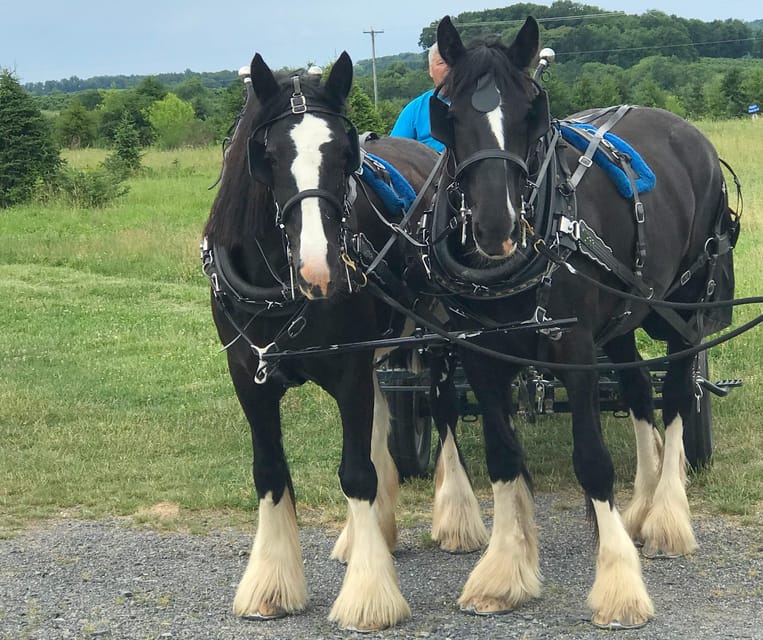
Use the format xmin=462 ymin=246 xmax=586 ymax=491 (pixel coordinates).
xmin=422 ymin=16 xmax=738 ymax=628
xmin=202 ymin=53 xmax=436 ymax=630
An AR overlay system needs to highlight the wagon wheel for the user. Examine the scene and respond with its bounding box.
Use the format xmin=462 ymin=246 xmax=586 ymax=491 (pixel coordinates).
xmin=386 ymin=390 xmax=433 ymax=480
xmin=682 ymin=350 xmax=714 ymax=471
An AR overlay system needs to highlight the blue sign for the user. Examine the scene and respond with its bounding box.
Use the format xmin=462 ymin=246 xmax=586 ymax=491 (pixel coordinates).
xmin=749 ymin=104 xmax=760 ymax=114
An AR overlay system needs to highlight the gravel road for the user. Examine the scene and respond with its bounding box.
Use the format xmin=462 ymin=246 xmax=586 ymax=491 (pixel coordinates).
xmin=2 ymin=494 xmax=762 ymax=640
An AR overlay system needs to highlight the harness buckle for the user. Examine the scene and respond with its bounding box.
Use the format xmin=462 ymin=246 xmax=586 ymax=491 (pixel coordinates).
xmin=290 ymin=94 xmax=307 ymax=114
xmin=680 ymin=270 xmax=692 ymax=286
xmin=558 ymin=216 xmax=580 ymax=241
xmin=421 ymin=253 xmax=432 ymax=279
xmin=210 ymin=272 xmax=221 ymax=293
xmin=635 ymin=202 xmax=645 ymax=224
xmin=578 ymin=155 xmax=593 ymax=168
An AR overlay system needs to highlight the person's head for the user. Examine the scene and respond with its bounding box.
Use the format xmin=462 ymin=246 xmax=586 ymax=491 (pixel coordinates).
xmin=428 ymin=43 xmax=449 ymax=86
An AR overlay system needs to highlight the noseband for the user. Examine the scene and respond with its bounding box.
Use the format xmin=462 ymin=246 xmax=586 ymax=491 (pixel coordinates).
xmin=277 ymin=187 xmax=348 ymax=229
xmin=452 ymin=148 xmax=530 ymax=183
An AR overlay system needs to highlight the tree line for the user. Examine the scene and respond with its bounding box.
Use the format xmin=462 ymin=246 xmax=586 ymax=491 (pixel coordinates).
xmin=3 ymin=2 xmax=761 ymax=210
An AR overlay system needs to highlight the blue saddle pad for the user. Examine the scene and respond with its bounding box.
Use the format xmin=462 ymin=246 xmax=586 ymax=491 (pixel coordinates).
xmin=358 ymin=153 xmax=416 ymax=215
xmin=559 ymin=123 xmax=656 ymax=198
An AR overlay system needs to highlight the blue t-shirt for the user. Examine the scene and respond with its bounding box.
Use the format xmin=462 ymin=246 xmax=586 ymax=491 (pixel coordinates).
xmin=390 ymin=89 xmax=445 ymax=153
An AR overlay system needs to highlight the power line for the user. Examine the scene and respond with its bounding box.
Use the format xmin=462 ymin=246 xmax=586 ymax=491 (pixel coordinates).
xmin=453 ymin=12 xmax=627 ymax=27
xmin=556 ymin=37 xmax=759 ymax=58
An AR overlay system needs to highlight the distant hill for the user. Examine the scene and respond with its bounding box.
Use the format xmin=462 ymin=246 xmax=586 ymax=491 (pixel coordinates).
xmin=24 ymin=69 xmax=238 ymax=96
xmin=353 ymin=52 xmax=427 ymax=75
xmin=23 ymin=56 xmax=424 ymax=96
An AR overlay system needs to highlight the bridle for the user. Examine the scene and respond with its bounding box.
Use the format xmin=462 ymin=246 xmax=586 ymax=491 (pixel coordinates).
xmin=429 ymin=75 xmax=549 ymax=204
xmin=247 ymin=75 xmax=361 ymax=229
xmin=245 ymin=75 xmax=366 ymax=291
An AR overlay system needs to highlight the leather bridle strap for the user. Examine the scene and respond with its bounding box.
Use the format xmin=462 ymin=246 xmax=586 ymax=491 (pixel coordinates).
xmin=454 ymin=148 xmax=529 ymax=181
xmin=278 ymin=188 xmax=346 ymax=226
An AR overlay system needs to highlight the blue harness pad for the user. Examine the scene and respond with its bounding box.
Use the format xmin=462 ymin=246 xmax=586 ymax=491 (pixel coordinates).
xmin=359 ymin=153 xmax=417 ymax=215
xmin=559 ymin=123 xmax=656 ymax=198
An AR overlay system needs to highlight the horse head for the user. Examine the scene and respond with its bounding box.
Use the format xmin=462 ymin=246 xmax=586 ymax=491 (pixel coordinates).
xmin=248 ymin=52 xmax=359 ymax=300
xmin=435 ymin=16 xmax=549 ymax=260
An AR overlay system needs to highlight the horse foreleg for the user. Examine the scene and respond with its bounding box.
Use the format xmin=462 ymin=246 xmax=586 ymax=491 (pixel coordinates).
xmin=559 ymin=351 xmax=653 ymax=628
xmin=234 ymin=490 xmax=306 ymax=618
xmin=458 ymin=476 xmax=541 ymax=613
xmin=328 ymin=361 xmax=409 ymax=631
xmin=226 ymin=358 xmax=306 ymax=619
xmin=329 ymin=498 xmax=411 ymax=630
xmin=430 ymin=350 xmax=487 ymax=553
xmin=588 ymin=498 xmax=654 ymax=628
xmin=332 ymin=370 xmax=399 ymax=562
xmin=641 ymin=351 xmax=697 ymax=558
xmin=456 ymin=357 xmax=540 ymax=613
xmin=432 ymin=429 xmax=488 ymax=552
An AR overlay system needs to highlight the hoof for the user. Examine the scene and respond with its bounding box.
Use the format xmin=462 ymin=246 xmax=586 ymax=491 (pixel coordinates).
xmin=440 ymin=542 xmax=482 ymax=555
xmin=641 ymin=546 xmax=682 ymax=560
xmin=459 ymin=598 xmax=515 ymax=616
xmin=340 ymin=623 xmax=388 ymax=633
xmin=241 ymin=606 xmax=288 ymax=621
xmin=592 ymin=617 xmax=649 ymax=630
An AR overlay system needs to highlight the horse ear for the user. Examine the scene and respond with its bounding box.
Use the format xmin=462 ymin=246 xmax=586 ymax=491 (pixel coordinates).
xmin=507 ymin=17 xmax=540 ymax=70
xmin=437 ymin=15 xmax=466 ymax=66
xmin=325 ymin=51 xmax=353 ymax=104
xmin=250 ymin=53 xmax=280 ymax=104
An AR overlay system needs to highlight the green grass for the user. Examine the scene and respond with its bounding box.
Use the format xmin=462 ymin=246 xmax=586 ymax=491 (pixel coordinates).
xmin=1 ymin=124 xmax=761 ymax=535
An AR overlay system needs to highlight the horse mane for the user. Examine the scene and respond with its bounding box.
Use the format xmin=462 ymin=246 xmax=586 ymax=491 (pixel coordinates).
xmin=442 ymin=37 xmax=537 ymax=109
xmin=204 ymin=72 xmax=343 ymax=248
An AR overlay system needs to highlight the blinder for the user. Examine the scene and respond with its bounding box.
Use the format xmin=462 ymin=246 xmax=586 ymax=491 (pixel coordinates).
xmin=429 ymin=80 xmax=551 ymax=152
xmin=429 ymin=86 xmax=453 ymax=149
xmin=528 ymin=86 xmax=551 ymax=143
xmin=247 ymin=129 xmax=271 ymax=186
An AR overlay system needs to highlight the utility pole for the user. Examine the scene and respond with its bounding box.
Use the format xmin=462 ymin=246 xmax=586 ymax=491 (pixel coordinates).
xmin=363 ymin=27 xmax=383 ymax=107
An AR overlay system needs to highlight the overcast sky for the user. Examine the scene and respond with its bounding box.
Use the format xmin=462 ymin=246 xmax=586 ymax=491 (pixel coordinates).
xmin=3 ymin=0 xmax=760 ymax=84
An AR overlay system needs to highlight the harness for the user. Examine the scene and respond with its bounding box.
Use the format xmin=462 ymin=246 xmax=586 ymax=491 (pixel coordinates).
xmin=202 ymin=71 xmax=748 ymax=378
xmin=415 ymin=103 xmax=741 ymax=347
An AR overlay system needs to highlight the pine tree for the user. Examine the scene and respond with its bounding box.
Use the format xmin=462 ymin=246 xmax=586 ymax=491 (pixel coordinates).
xmin=0 ymin=70 xmax=60 ymax=208
xmin=111 ymin=113 xmax=143 ymax=171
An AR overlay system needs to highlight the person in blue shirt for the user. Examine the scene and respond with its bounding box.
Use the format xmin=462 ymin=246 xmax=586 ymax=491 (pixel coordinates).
xmin=390 ymin=44 xmax=449 ymax=152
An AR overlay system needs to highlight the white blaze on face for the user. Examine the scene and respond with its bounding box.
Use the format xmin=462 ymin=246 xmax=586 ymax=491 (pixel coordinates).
xmin=290 ymin=114 xmax=333 ymax=287
xmin=485 ymin=103 xmax=518 ymax=226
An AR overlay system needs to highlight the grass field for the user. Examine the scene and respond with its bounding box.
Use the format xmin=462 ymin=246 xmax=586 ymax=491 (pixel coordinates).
xmin=1 ymin=120 xmax=761 ymax=536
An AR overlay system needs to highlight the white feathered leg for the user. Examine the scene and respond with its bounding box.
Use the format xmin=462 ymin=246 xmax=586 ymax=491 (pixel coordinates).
xmin=622 ymin=414 xmax=663 ymax=542
xmin=458 ymin=476 xmax=541 ymax=614
xmin=431 ymin=428 xmax=487 ymax=553
xmin=332 ymin=372 xmax=398 ymax=563
xmin=641 ymin=415 xmax=697 ymax=558
xmin=588 ymin=498 xmax=654 ymax=628
xmin=329 ymin=498 xmax=410 ymax=630
xmin=233 ymin=490 xmax=306 ymax=619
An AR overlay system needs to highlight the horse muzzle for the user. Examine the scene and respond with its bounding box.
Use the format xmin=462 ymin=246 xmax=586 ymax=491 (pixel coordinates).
xmin=297 ymin=260 xmax=332 ymax=299
xmin=472 ymin=215 xmax=519 ymax=260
